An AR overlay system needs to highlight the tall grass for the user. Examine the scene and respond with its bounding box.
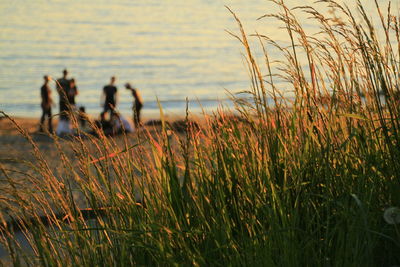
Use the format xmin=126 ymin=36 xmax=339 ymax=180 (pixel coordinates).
xmin=1 ymin=0 xmax=400 ymax=265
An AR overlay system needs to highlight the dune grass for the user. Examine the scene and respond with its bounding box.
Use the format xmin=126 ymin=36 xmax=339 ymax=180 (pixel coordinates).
xmin=1 ymin=0 xmax=400 ymax=266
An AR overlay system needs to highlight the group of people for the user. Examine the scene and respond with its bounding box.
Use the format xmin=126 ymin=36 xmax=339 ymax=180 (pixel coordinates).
xmin=39 ymin=69 xmax=143 ymax=136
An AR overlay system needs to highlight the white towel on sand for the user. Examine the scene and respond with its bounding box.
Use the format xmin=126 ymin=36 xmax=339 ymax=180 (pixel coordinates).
xmin=56 ymin=119 xmax=73 ymax=136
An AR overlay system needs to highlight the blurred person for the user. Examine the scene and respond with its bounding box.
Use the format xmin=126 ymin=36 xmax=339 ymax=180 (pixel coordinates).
xmin=39 ymin=75 xmax=53 ymax=132
xmin=68 ymin=78 xmax=78 ymax=108
xmin=56 ymin=69 xmax=71 ymax=120
xmin=111 ymin=112 xmax=133 ymax=134
xmin=91 ymin=112 xmax=113 ymax=137
xmin=125 ymin=83 xmax=143 ymax=129
xmin=101 ymin=76 xmax=118 ymax=118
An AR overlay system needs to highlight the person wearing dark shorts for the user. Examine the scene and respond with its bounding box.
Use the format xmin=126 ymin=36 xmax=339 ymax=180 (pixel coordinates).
xmin=56 ymin=69 xmax=71 ymax=120
xmin=125 ymin=83 xmax=143 ymax=129
xmin=40 ymin=75 xmax=53 ymax=132
xmin=101 ymin=76 xmax=118 ymax=118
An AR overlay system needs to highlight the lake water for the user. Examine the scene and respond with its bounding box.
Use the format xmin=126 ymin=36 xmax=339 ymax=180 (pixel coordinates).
xmin=0 ymin=0 xmax=393 ymax=118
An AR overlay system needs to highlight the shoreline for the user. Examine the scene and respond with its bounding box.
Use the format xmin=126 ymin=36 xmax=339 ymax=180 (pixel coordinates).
xmin=0 ymin=97 xmax=237 ymax=121
xmin=0 ymin=114 xmax=192 ymax=136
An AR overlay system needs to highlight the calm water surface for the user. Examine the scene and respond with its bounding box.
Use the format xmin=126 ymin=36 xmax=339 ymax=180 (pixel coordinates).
xmin=0 ymin=0 xmax=392 ymax=118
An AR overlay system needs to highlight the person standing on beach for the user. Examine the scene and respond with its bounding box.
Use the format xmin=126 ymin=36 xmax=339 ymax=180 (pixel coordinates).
xmin=125 ymin=83 xmax=143 ymax=128
xmin=56 ymin=69 xmax=71 ymax=120
xmin=40 ymin=75 xmax=53 ymax=132
xmin=68 ymin=78 xmax=78 ymax=108
xmin=101 ymin=76 xmax=118 ymax=118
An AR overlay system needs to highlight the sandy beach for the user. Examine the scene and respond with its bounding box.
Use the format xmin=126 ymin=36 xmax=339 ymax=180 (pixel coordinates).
xmin=0 ymin=117 xmax=59 ymax=185
xmin=0 ymin=113 xmax=203 ymax=180
xmin=0 ymin=114 xmax=191 ymax=202
xmin=0 ymin=114 xmax=182 ymax=161
xmin=0 ymin=113 xmax=201 ymax=235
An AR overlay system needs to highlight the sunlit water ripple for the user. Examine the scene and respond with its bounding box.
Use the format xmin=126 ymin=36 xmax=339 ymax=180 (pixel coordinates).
xmin=0 ymin=0 xmax=393 ymax=118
